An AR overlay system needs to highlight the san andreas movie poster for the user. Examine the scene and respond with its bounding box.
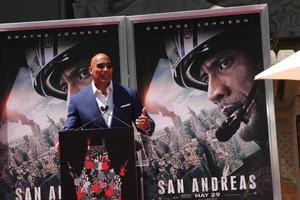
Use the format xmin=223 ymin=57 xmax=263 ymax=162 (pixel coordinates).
xmin=59 ymin=128 xmax=138 ymax=200
xmin=0 ymin=18 xmax=123 ymax=200
xmin=129 ymin=6 xmax=274 ymax=200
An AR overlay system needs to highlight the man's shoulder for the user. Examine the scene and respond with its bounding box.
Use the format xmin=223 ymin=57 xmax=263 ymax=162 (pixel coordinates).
xmin=113 ymin=82 xmax=136 ymax=94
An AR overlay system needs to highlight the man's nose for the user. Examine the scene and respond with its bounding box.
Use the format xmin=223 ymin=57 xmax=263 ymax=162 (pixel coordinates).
xmin=207 ymin=75 xmax=230 ymax=103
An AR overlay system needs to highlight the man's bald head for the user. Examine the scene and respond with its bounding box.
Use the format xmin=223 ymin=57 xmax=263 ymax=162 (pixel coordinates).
xmin=90 ymin=53 xmax=111 ymax=67
xmin=89 ymin=53 xmax=113 ymax=93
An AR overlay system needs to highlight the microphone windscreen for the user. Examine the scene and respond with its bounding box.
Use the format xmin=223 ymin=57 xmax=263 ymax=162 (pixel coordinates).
xmin=100 ymin=106 xmax=109 ymax=112
xmin=215 ymin=129 xmax=232 ymax=142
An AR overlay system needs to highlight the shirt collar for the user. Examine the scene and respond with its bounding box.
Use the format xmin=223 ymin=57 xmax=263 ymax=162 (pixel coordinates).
xmin=92 ymin=81 xmax=113 ymax=95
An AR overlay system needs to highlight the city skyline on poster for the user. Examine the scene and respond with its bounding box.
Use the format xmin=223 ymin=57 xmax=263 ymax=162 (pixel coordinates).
xmin=5 ymin=67 xmax=67 ymax=143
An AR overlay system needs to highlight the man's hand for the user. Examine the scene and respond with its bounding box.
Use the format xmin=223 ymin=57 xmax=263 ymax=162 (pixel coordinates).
xmin=135 ymin=107 xmax=150 ymax=132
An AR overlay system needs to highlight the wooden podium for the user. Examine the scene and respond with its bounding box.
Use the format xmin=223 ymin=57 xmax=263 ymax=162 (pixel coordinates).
xmin=59 ymin=127 xmax=138 ymax=200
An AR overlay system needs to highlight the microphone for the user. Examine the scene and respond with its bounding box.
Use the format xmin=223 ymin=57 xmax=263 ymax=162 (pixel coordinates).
xmin=100 ymin=105 xmax=109 ymax=112
xmin=100 ymin=106 xmax=132 ymax=128
xmin=215 ymin=82 xmax=258 ymax=142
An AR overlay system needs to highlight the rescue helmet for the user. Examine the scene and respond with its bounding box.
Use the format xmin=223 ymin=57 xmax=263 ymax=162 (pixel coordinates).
xmin=165 ymin=26 xmax=261 ymax=91
xmin=26 ymin=35 xmax=105 ymax=100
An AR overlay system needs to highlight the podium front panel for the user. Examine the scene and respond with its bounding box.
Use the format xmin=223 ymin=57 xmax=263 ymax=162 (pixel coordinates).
xmin=59 ymin=127 xmax=138 ymax=200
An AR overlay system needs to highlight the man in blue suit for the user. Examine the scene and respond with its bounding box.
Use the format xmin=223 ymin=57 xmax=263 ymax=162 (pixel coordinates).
xmin=62 ymin=53 xmax=155 ymax=199
xmin=64 ymin=53 xmax=155 ymax=134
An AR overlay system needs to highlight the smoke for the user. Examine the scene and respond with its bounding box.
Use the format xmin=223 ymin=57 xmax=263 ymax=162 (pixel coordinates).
xmin=5 ymin=110 xmax=35 ymax=126
xmin=146 ymin=101 xmax=176 ymax=118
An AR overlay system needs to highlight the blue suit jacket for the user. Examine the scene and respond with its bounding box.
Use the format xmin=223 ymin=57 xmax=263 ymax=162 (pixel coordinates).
xmin=64 ymin=82 xmax=155 ymax=135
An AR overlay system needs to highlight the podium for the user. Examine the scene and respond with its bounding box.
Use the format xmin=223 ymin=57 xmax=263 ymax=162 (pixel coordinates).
xmin=59 ymin=127 xmax=138 ymax=200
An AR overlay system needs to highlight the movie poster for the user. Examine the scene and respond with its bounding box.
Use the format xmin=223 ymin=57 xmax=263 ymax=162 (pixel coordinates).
xmin=59 ymin=128 xmax=138 ymax=200
xmin=0 ymin=18 xmax=124 ymax=200
xmin=129 ymin=6 xmax=275 ymax=199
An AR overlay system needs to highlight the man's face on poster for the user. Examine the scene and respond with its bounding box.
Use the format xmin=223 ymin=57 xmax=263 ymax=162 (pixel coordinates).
xmin=58 ymin=60 xmax=93 ymax=101
xmin=27 ymin=38 xmax=97 ymax=102
xmin=198 ymin=48 xmax=262 ymax=141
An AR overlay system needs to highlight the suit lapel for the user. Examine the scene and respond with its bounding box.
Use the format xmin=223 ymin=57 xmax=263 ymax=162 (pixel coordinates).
xmin=111 ymin=83 xmax=121 ymax=127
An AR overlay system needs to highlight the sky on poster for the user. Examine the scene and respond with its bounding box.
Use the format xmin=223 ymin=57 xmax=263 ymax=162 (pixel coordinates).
xmin=145 ymin=58 xmax=218 ymax=132
xmin=5 ymin=67 xmax=67 ymax=143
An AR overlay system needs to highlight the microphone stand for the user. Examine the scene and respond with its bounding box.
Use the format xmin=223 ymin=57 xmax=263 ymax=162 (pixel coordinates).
xmin=75 ymin=115 xmax=106 ymax=131
xmin=74 ymin=106 xmax=112 ymax=131
xmin=100 ymin=106 xmax=132 ymax=128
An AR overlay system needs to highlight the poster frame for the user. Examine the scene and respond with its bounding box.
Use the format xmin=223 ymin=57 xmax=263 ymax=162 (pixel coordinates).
xmin=126 ymin=4 xmax=281 ymax=199
xmin=0 ymin=15 xmax=127 ymax=200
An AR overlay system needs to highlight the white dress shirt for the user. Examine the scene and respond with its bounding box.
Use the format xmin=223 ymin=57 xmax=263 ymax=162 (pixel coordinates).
xmin=92 ymin=81 xmax=114 ymax=127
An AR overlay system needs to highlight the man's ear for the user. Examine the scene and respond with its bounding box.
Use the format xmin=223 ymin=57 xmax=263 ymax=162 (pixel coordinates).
xmin=88 ymin=66 xmax=93 ymax=74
